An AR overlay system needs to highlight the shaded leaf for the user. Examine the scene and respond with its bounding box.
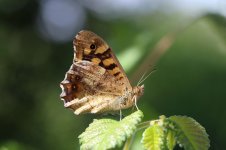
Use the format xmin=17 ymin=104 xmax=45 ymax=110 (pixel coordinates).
xmin=169 ymin=116 xmax=210 ymax=150
xmin=79 ymin=110 xmax=143 ymax=150
xmin=166 ymin=130 xmax=176 ymax=150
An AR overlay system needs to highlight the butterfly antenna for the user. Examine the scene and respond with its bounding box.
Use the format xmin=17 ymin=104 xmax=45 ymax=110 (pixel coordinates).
xmin=138 ymin=68 xmax=157 ymax=86
xmin=137 ymin=70 xmax=148 ymax=86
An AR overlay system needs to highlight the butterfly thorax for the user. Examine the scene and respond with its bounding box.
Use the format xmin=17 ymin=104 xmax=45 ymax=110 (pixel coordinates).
xmin=113 ymin=85 xmax=144 ymax=110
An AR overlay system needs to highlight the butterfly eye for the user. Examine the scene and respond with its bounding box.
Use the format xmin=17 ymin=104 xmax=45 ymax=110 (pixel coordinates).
xmin=90 ymin=44 xmax=96 ymax=50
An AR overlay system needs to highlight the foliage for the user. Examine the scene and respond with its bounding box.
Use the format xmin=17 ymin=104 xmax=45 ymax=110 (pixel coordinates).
xmin=79 ymin=112 xmax=210 ymax=150
xmin=79 ymin=110 xmax=143 ymax=150
xmin=142 ymin=123 xmax=165 ymax=150
xmin=167 ymin=116 xmax=210 ymax=150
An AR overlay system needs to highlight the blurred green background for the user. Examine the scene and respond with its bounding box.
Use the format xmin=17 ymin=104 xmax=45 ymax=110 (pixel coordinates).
xmin=0 ymin=0 xmax=226 ymax=150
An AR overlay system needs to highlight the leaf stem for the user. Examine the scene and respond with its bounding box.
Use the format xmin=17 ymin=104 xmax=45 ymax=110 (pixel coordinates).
xmin=123 ymin=121 xmax=151 ymax=150
xmin=136 ymin=121 xmax=151 ymax=131
xmin=123 ymin=134 xmax=134 ymax=150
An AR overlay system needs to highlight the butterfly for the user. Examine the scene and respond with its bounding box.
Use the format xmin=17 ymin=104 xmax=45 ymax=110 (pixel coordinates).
xmin=60 ymin=30 xmax=144 ymax=115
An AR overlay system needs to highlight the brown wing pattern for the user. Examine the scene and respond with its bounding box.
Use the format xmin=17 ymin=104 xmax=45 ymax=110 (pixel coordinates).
xmin=60 ymin=61 xmax=134 ymax=114
xmin=60 ymin=30 xmax=134 ymax=114
xmin=74 ymin=30 xmax=132 ymax=90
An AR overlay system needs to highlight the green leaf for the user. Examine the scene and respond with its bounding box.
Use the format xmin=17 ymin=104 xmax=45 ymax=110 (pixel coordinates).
xmin=141 ymin=122 xmax=165 ymax=150
xmin=79 ymin=110 xmax=143 ymax=150
xmin=169 ymin=116 xmax=210 ymax=150
xmin=166 ymin=130 xmax=176 ymax=150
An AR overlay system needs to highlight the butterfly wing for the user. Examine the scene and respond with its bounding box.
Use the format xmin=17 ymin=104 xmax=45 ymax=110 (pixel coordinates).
xmin=60 ymin=30 xmax=133 ymax=114
xmin=73 ymin=30 xmax=132 ymax=92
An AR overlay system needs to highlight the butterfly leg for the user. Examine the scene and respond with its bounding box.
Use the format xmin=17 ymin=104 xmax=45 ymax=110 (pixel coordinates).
xmin=120 ymin=109 xmax=122 ymax=121
xmin=134 ymin=96 xmax=139 ymax=110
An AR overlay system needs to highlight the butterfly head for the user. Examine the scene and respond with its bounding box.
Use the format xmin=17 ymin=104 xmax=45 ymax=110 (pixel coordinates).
xmin=133 ymin=85 xmax=144 ymax=98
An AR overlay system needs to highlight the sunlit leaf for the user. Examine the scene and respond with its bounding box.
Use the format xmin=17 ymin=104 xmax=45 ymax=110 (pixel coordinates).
xmin=141 ymin=123 xmax=164 ymax=150
xmin=79 ymin=110 xmax=143 ymax=150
